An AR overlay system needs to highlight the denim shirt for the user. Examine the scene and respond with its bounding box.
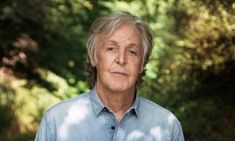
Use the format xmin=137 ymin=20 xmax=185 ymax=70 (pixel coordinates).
xmin=35 ymin=88 xmax=184 ymax=141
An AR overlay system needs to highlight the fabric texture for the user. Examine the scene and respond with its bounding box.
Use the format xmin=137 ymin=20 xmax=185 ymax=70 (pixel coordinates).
xmin=35 ymin=87 xmax=184 ymax=141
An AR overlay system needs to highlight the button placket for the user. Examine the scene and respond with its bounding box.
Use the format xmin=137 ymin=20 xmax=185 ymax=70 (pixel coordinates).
xmin=104 ymin=109 xmax=116 ymax=141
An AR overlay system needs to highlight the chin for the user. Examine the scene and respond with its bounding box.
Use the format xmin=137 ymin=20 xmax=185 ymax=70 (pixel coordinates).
xmin=108 ymin=84 xmax=133 ymax=93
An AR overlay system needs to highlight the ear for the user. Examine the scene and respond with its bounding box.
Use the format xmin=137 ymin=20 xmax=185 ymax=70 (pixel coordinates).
xmin=91 ymin=62 xmax=96 ymax=67
xmin=91 ymin=59 xmax=97 ymax=67
xmin=87 ymin=56 xmax=96 ymax=67
xmin=90 ymin=49 xmax=97 ymax=67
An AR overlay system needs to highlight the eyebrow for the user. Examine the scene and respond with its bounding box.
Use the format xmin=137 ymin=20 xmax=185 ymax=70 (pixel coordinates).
xmin=127 ymin=44 xmax=140 ymax=48
xmin=106 ymin=40 xmax=118 ymax=45
xmin=107 ymin=40 xmax=140 ymax=48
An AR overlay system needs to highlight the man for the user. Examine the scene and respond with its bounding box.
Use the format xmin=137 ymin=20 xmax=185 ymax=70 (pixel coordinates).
xmin=35 ymin=12 xmax=184 ymax=141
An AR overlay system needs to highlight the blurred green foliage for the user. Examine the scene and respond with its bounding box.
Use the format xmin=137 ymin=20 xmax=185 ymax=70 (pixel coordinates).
xmin=0 ymin=0 xmax=235 ymax=141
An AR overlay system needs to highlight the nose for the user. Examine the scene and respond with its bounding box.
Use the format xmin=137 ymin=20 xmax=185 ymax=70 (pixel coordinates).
xmin=116 ymin=50 xmax=126 ymax=65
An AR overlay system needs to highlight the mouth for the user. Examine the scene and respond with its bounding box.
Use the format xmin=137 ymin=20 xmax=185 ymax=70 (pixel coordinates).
xmin=111 ymin=71 xmax=128 ymax=76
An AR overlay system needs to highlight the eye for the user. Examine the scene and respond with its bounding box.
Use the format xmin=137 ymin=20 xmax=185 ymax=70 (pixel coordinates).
xmin=106 ymin=45 xmax=118 ymax=53
xmin=128 ymin=49 xmax=138 ymax=56
xmin=107 ymin=46 xmax=114 ymax=51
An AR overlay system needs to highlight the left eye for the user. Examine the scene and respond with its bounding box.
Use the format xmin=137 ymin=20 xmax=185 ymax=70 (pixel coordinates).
xmin=129 ymin=50 xmax=137 ymax=55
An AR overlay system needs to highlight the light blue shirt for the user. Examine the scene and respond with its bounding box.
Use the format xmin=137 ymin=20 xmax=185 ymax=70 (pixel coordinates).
xmin=35 ymin=88 xmax=184 ymax=141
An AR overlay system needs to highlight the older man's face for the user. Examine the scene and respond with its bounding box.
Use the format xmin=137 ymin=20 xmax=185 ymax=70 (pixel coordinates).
xmin=95 ymin=23 xmax=143 ymax=93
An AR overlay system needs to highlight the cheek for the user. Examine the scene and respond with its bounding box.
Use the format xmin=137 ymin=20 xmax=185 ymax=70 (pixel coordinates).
xmin=96 ymin=54 xmax=113 ymax=70
xmin=130 ymin=62 xmax=142 ymax=75
xmin=95 ymin=51 xmax=104 ymax=66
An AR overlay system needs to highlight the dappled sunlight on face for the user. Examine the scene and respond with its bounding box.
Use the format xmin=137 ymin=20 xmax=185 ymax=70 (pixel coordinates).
xmin=58 ymin=100 xmax=89 ymax=140
xmin=127 ymin=130 xmax=145 ymax=141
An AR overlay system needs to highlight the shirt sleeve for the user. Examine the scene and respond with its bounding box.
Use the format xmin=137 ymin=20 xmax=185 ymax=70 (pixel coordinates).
xmin=172 ymin=120 xmax=185 ymax=141
xmin=35 ymin=114 xmax=55 ymax=141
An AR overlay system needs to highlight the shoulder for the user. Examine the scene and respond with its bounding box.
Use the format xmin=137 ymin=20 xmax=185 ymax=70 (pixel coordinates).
xmin=138 ymin=96 xmax=184 ymax=140
xmin=139 ymin=96 xmax=173 ymax=115
xmin=138 ymin=96 xmax=181 ymax=126
xmin=44 ymin=92 xmax=91 ymax=121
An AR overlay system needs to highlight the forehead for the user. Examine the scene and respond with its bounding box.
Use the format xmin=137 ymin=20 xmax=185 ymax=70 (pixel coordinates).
xmin=99 ymin=23 xmax=142 ymax=46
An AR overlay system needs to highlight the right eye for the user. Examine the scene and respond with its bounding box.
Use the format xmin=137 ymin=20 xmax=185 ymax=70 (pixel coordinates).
xmin=107 ymin=47 xmax=114 ymax=51
xmin=106 ymin=45 xmax=117 ymax=53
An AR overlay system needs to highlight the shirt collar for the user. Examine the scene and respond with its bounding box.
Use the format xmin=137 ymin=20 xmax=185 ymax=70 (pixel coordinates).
xmin=90 ymin=87 xmax=105 ymax=117
xmin=89 ymin=87 xmax=140 ymax=118
xmin=130 ymin=93 xmax=140 ymax=118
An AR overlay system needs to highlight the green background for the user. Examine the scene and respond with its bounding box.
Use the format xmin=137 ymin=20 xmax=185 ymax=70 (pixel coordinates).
xmin=0 ymin=0 xmax=235 ymax=141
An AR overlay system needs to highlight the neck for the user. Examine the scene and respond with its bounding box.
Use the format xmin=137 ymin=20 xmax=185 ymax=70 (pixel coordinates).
xmin=96 ymin=84 xmax=136 ymax=122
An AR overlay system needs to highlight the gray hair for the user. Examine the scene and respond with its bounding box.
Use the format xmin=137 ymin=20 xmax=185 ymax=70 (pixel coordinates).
xmin=87 ymin=12 xmax=153 ymax=88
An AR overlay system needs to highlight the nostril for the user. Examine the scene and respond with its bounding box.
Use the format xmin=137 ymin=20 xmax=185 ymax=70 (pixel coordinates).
xmin=116 ymin=56 xmax=126 ymax=65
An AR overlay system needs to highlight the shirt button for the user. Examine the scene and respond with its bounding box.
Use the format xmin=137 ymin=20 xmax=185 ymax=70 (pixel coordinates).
xmin=111 ymin=126 xmax=115 ymax=130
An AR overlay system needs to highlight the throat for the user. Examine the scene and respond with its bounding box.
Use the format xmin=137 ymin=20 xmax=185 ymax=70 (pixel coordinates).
xmin=115 ymin=111 xmax=126 ymax=123
xmin=96 ymin=87 xmax=136 ymax=122
xmin=108 ymin=101 xmax=131 ymax=123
